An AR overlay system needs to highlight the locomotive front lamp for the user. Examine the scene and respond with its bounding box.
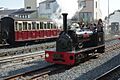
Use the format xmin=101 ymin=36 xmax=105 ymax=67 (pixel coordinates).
xmin=45 ymin=53 xmax=49 ymax=58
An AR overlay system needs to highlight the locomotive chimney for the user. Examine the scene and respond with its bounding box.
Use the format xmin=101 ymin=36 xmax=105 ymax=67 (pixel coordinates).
xmin=62 ymin=13 xmax=68 ymax=33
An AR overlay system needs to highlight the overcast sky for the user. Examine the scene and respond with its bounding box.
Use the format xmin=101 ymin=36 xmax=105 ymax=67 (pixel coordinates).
xmin=0 ymin=0 xmax=119 ymax=19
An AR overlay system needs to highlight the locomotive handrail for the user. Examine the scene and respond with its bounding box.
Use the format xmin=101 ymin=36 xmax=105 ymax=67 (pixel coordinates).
xmin=73 ymin=44 xmax=105 ymax=53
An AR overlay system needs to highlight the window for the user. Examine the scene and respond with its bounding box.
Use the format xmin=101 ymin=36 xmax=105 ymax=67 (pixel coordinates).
xmin=47 ymin=22 xmax=50 ymax=29
xmin=79 ymin=1 xmax=86 ymax=8
xmin=32 ymin=22 xmax=36 ymax=30
xmin=25 ymin=15 xmax=28 ymax=18
xmin=46 ymin=2 xmax=50 ymax=9
xmin=40 ymin=22 xmax=43 ymax=29
xmin=28 ymin=23 xmax=31 ymax=30
xmin=44 ymin=23 xmax=47 ymax=29
xmin=37 ymin=23 xmax=39 ymax=29
xmin=54 ymin=24 xmax=56 ymax=29
xmin=96 ymin=1 xmax=97 ymax=8
xmin=26 ymin=6 xmax=31 ymax=9
xmin=15 ymin=22 xmax=17 ymax=30
xmin=18 ymin=23 xmax=22 ymax=31
xmin=51 ymin=23 xmax=53 ymax=29
xmin=21 ymin=15 xmax=23 ymax=18
xmin=23 ymin=22 xmax=27 ymax=30
xmin=80 ymin=12 xmax=93 ymax=22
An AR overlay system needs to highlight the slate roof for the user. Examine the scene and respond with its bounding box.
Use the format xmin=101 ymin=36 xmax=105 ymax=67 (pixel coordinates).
xmin=39 ymin=0 xmax=56 ymax=4
xmin=0 ymin=9 xmax=17 ymax=15
xmin=0 ymin=8 xmax=36 ymax=16
xmin=11 ymin=8 xmax=36 ymax=15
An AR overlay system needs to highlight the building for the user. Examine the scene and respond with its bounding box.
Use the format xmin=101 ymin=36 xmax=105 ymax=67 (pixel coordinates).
xmin=38 ymin=0 xmax=59 ymax=19
xmin=10 ymin=8 xmax=37 ymax=19
xmin=24 ymin=0 xmax=37 ymax=11
xmin=0 ymin=0 xmax=38 ymax=19
xmin=78 ymin=0 xmax=102 ymax=23
xmin=108 ymin=10 xmax=120 ymax=25
xmin=12 ymin=0 xmax=38 ymax=19
xmin=0 ymin=9 xmax=17 ymax=19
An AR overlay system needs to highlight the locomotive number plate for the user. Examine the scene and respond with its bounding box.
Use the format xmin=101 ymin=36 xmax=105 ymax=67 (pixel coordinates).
xmin=53 ymin=54 xmax=62 ymax=59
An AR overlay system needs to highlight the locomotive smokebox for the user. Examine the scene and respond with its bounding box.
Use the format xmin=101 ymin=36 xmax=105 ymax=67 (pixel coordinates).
xmin=62 ymin=13 xmax=68 ymax=32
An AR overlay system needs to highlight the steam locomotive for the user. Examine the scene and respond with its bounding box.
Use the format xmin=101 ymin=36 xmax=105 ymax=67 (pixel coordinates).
xmin=0 ymin=17 xmax=60 ymax=45
xmin=45 ymin=13 xmax=105 ymax=65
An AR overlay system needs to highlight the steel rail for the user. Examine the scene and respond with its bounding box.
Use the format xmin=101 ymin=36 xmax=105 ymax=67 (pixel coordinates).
xmin=95 ymin=65 xmax=120 ymax=80
xmin=0 ymin=42 xmax=55 ymax=57
xmin=0 ymin=51 xmax=45 ymax=68
xmin=4 ymin=64 xmax=66 ymax=80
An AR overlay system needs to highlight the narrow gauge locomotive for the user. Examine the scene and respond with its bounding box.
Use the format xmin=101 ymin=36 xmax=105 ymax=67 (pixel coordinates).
xmin=45 ymin=13 xmax=105 ymax=65
xmin=0 ymin=17 xmax=60 ymax=45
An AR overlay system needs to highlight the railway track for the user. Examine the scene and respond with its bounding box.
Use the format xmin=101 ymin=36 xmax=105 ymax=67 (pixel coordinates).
xmin=3 ymin=38 xmax=120 ymax=80
xmin=4 ymin=64 xmax=67 ymax=80
xmin=95 ymin=65 xmax=120 ymax=80
xmin=0 ymin=42 xmax=55 ymax=57
xmin=0 ymin=51 xmax=45 ymax=68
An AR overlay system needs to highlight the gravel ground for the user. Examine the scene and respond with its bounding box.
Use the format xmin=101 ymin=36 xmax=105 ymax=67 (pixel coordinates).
xmin=0 ymin=59 xmax=52 ymax=79
xmin=49 ymin=48 xmax=120 ymax=80
xmin=75 ymin=52 xmax=120 ymax=80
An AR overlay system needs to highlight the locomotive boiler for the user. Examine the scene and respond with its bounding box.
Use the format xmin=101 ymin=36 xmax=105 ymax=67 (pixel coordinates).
xmin=45 ymin=13 xmax=105 ymax=65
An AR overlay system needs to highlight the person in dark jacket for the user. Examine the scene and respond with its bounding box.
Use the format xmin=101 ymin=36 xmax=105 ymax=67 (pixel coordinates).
xmin=97 ymin=19 xmax=103 ymax=32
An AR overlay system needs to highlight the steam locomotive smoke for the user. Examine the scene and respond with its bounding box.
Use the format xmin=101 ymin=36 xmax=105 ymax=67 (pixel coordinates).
xmin=56 ymin=0 xmax=78 ymax=19
xmin=51 ymin=0 xmax=78 ymax=27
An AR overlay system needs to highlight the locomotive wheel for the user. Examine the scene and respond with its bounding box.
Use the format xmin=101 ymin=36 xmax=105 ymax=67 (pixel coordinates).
xmin=97 ymin=46 xmax=105 ymax=53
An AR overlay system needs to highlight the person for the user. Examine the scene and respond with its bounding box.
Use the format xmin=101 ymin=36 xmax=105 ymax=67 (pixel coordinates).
xmin=97 ymin=19 xmax=103 ymax=32
xmin=78 ymin=21 xmax=83 ymax=29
